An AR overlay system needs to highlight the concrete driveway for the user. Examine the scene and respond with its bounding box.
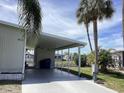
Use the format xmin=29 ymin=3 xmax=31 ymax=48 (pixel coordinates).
xmin=22 ymin=69 xmax=117 ymax=93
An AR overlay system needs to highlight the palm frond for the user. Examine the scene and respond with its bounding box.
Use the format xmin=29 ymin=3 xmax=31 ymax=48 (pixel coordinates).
xmin=81 ymin=0 xmax=114 ymax=21
xmin=18 ymin=0 xmax=42 ymax=35
xmin=104 ymin=0 xmax=114 ymax=18
xmin=76 ymin=0 xmax=91 ymax=24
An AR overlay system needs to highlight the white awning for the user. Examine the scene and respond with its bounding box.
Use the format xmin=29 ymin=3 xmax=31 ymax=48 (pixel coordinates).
xmin=27 ymin=32 xmax=86 ymax=50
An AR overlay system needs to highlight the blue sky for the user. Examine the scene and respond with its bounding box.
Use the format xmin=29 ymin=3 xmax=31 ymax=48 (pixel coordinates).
xmin=0 ymin=0 xmax=122 ymax=54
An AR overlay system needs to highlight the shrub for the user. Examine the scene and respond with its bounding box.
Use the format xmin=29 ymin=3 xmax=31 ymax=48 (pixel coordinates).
xmin=87 ymin=49 xmax=112 ymax=72
xmin=73 ymin=53 xmax=87 ymax=67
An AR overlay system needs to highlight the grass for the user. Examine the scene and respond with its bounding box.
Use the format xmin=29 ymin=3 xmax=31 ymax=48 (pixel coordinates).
xmin=0 ymin=81 xmax=21 ymax=93
xmin=55 ymin=61 xmax=76 ymax=67
xmin=58 ymin=67 xmax=124 ymax=93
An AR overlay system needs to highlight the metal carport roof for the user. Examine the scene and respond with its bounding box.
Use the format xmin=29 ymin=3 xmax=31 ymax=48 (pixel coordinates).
xmin=30 ymin=32 xmax=86 ymax=50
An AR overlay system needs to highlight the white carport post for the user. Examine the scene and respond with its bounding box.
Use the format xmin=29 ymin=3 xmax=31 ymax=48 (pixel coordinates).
xmin=67 ymin=48 xmax=70 ymax=73
xmin=55 ymin=50 xmax=58 ymax=68
xmin=78 ymin=46 xmax=81 ymax=76
xmin=57 ymin=50 xmax=59 ymax=68
xmin=61 ymin=50 xmax=63 ymax=70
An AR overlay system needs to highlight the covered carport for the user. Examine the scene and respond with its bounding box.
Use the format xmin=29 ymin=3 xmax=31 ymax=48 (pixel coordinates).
xmin=23 ymin=33 xmax=117 ymax=93
xmin=27 ymin=32 xmax=86 ymax=76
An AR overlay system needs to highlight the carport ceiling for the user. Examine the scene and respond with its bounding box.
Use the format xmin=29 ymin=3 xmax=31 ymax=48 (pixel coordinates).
xmin=36 ymin=32 xmax=86 ymax=50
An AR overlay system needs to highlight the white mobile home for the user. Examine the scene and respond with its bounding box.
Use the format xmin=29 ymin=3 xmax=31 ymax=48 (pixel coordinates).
xmin=0 ymin=21 xmax=85 ymax=80
xmin=0 ymin=21 xmax=26 ymax=80
xmin=111 ymin=50 xmax=124 ymax=68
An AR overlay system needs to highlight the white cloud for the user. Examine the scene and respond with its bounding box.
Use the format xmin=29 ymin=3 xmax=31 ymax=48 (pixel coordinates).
xmin=0 ymin=0 xmax=17 ymax=23
xmin=99 ymin=33 xmax=123 ymax=50
xmin=41 ymin=0 xmax=85 ymax=38
xmin=0 ymin=4 xmax=17 ymax=13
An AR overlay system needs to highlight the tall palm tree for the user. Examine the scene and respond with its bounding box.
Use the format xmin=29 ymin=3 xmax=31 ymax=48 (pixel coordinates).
xmin=77 ymin=0 xmax=114 ymax=81
xmin=91 ymin=0 xmax=114 ymax=65
xmin=76 ymin=0 xmax=93 ymax=52
xmin=18 ymin=0 xmax=42 ymax=35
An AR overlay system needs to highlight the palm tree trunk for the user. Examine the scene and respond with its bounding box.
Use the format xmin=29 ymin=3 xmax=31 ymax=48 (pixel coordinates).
xmin=122 ymin=0 xmax=124 ymax=48
xmin=93 ymin=20 xmax=99 ymax=65
xmin=93 ymin=19 xmax=99 ymax=81
xmin=86 ymin=24 xmax=93 ymax=52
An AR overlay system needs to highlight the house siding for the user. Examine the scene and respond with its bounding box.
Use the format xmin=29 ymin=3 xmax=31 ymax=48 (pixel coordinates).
xmin=111 ymin=51 xmax=124 ymax=68
xmin=0 ymin=24 xmax=25 ymax=74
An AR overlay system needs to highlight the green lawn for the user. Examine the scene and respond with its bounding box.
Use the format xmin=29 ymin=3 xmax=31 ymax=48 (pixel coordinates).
xmin=59 ymin=67 xmax=124 ymax=93
xmin=55 ymin=61 xmax=76 ymax=67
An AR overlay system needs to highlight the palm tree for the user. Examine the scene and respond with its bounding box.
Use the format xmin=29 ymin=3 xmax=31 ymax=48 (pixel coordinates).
xmin=77 ymin=0 xmax=114 ymax=81
xmin=18 ymin=0 xmax=42 ymax=36
xmin=91 ymin=0 xmax=114 ymax=65
xmin=76 ymin=0 xmax=93 ymax=52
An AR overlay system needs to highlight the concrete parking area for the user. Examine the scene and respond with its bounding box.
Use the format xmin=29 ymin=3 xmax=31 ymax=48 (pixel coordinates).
xmin=22 ymin=69 xmax=117 ymax=93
